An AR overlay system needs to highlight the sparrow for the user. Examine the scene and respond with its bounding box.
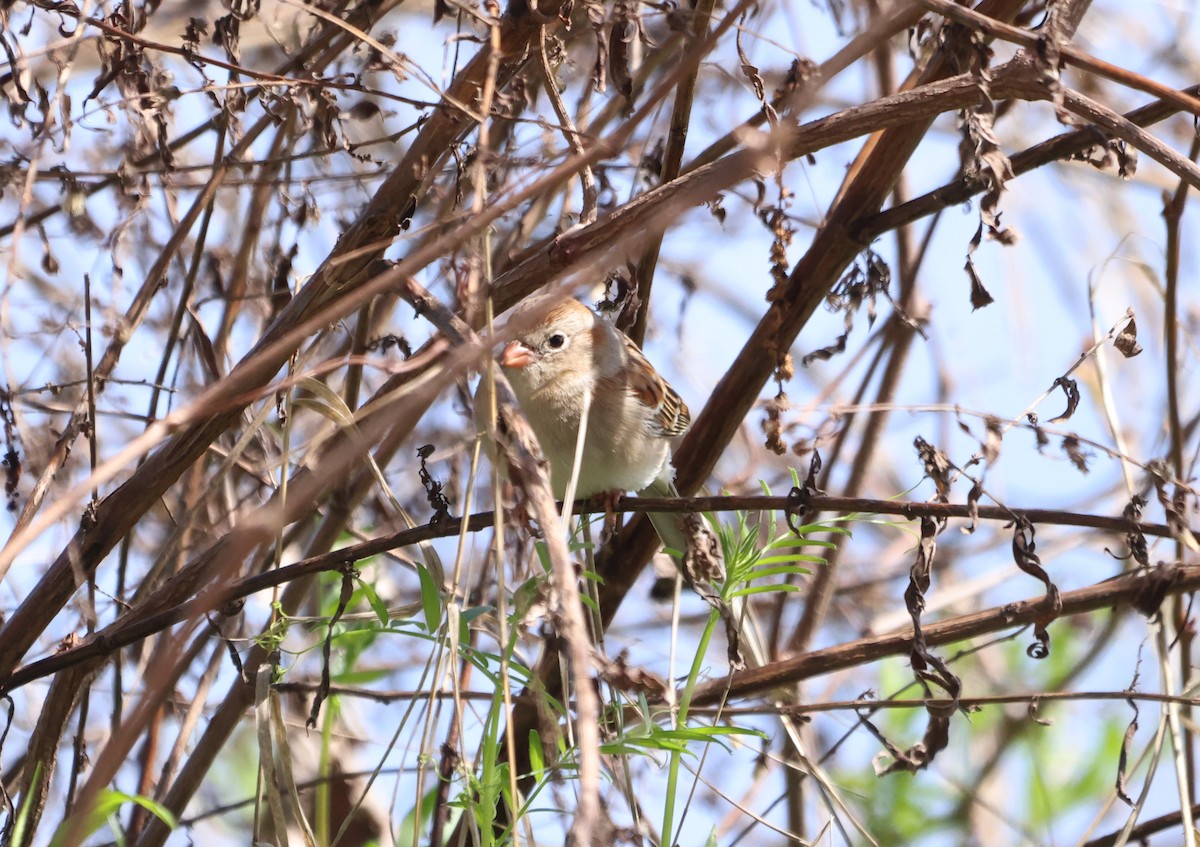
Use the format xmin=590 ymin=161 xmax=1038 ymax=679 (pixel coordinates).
xmin=488 ymin=295 xmax=698 ymax=558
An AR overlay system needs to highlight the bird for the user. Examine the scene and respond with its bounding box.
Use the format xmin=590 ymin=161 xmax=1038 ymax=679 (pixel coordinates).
xmin=485 ymin=295 xmax=700 ymax=560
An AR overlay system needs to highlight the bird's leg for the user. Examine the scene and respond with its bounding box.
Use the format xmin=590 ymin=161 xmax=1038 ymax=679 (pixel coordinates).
xmin=595 ymin=489 xmax=624 ymax=543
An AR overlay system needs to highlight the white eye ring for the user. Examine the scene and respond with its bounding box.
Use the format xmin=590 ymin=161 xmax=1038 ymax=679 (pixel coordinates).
xmin=546 ymin=332 xmax=567 ymax=350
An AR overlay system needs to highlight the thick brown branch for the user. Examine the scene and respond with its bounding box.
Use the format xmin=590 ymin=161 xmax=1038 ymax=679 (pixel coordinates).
xmin=688 ymin=564 xmax=1198 ymax=706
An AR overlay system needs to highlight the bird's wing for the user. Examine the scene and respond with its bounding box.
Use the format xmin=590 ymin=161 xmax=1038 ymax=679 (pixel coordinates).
xmin=620 ymin=334 xmax=692 ymax=438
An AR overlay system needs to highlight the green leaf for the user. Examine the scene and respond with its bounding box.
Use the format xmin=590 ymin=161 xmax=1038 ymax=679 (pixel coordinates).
xmin=332 ymin=667 xmax=388 ymax=685
xmin=747 ymin=564 xmax=813 ymax=579
xmin=52 ymin=790 xmax=177 ymax=847
xmin=416 ymin=563 xmax=442 ymax=633
xmin=11 ymin=762 xmax=43 ymax=847
xmin=782 ymin=524 xmax=848 ymax=539
xmin=358 ymin=577 xmax=389 ymax=625
xmin=756 ymin=551 xmax=826 ymax=564
xmin=528 ymin=729 xmax=546 ymax=782
xmin=604 ymin=723 xmax=765 ymax=757
xmin=730 ymin=583 xmax=804 ymax=598
xmin=461 ymin=605 xmax=493 ymax=624
xmin=602 ymin=737 xmax=693 ymax=756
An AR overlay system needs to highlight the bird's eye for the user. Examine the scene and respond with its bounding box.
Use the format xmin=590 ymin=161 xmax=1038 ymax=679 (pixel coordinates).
xmin=546 ymin=333 xmax=567 ymax=350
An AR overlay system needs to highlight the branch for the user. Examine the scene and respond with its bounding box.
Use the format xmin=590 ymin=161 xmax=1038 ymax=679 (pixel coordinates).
xmin=3 ymin=491 xmax=1177 ymax=695
xmin=688 ymin=564 xmax=1199 ymax=706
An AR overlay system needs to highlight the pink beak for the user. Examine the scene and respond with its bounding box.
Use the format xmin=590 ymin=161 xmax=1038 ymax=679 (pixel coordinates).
xmin=499 ymin=341 xmax=536 ymax=368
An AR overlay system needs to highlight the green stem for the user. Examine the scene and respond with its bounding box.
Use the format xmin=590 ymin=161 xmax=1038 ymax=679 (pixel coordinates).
xmin=661 ymin=607 xmax=721 ymax=847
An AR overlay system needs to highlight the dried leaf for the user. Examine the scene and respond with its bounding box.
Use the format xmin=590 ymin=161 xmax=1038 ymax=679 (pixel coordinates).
xmin=595 ymin=651 xmax=669 ymax=700
xmin=1114 ymin=313 xmax=1142 ymax=358
xmin=963 ymin=480 xmax=983 ymax=534
xmin=308 ymin=566 xmax=356 ymax=728
xmin=878 ymin=711 xmax=952 ymax=775
xmin=1115 ymin=695 xmax=1138 ymax=805
xmin=983 ymin=415 xmax=1003 ymax=466
xmin=1074 ymin=136 xmax=1138 ymax=180
xmin=0 ymin=28 xmax=32 ymax=121
xmin=213 ymin=13 xmax=242 ymax=64
xmin=37 ymin=224 xmax=59 ymax=274
xmin=1061 ymin=434 xmax=1091 ymax=473
xmin=417 ymin=444 xmax=452 ymax=523
xmin=957 ymin=57 xmax=1018 ymax=309
xmin=761 ymin=392 xmax=788 ymax=455
xmin=707 ymin=193 xmax=726 ymax=225
xmin=1119 ymin=495 xmax=1149 ymax=568
xmin=2 ymin=447 xmax=19 ymax=512
xmin=804 ymin=249 xmax=893 ymax=360
xmin=801 ymin=332 xmax=847 ymax=366
xmin=862 ymin=708 xmax=952 ymax=775
xmin=785 ymin=450 xmax=823 ymax=535
xmin=904 ymin=516 xmax=960 ymax=704
xmin=907 ymin=516 xmax=937 ymax=618
xmin=608 ymin=0 xmax=637 ymax=105
xmin=1027 ymin=412 xmax=1049 ymax=451
xmin=183 ymin=17 xmax=207 ymax=55
xmin=1011 ymin=518 xmax=1062 ymax=658
xmin=964 ymin=252 xmax=994 ymax=310
xmin=737 ymin=28 xmax=777 ymax=126
xmin=914 ymin=437 xmax=953 ymax=502
xmin=682 ymin=512 xmax=724 ymax=585
xmin=1048 ymin=376 xmax=1080 ymax=424
xmin=585 ymin=0 xmax=609 ymax=92
xmin=678 ymin=514 xmax=740 ymax=670
xmin=1147 ymin=461 xmax=1200 ymax=552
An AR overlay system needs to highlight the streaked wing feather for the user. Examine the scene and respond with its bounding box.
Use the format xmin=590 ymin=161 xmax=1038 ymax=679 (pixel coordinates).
xmin=621 ymin=334 xmax=691 ymax=438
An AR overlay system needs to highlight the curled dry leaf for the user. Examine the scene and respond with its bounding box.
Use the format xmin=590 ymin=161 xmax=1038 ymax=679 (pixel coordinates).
xmin=737 ymin=27 xmax=777 ymax=126
xmin=417 ymin=444 xmax=452 ymax=523
xmin=963 ymin=480 xmax=983 ymax=534
xmin=1074 ymin=135 xmax=1138 ymax=180
xmin=308 ymin=567 xmax=356 ymax=728
xmin=959 ymin=48 xmax=1016 ymax=311
xmin=595 ymin=651 xmax=669 ymax=700
xmin=1113 ymin=312 xmax=1143 ymax=358
xmin=1147 ymin=460 xmax=1200 ymax=553
xmin=803 ymin=250 xmax=891 ymax=362
xmin=914 ymin=436 xmax=953 ymax=502
xmin=1048 ymin=376 xmax=1080 ymax=424
xmin=761 ymin=391 xmax=789 ymax=455
xmin=801 ymin=332 xmax=847 ymax=366
xmin=965 ymin=256 xmax=995 ymax=310
xmin=785 ymin=450 xmax=823 ymax=535
xmin=903 ymin=515 xmax=961 ymax=713
xmin=1060 ymin=434 xmax=1090 ymax=473
xmin=863 ymin=709 xmax=952 ymax=776
xmin=1121 ymin=495 xmax=1149 ymax=568
xmin=1115 ymin=693 xmax=1138 ymax=806
xmin=677 ymin=514 xmax=741 ymax=669
xmin=1010 ymin=518 xmax=1062 ymax=658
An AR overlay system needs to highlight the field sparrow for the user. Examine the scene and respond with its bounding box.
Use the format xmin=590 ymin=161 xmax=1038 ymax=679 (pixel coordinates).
xmin=489 ymin=296 xmax=696 ymax=556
